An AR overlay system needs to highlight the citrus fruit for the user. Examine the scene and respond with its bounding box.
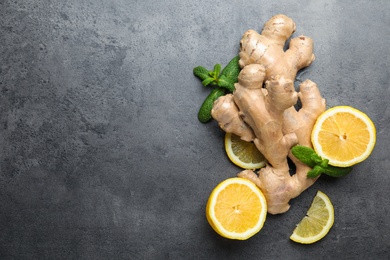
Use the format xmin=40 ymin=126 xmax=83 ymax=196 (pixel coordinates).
xmin=224 ymin=132 xmax=266 ymax=169
xmin=311 ymin=106 xmax=376 ymax=167
xmin=206 ymin=177 xmax=267 ymax=240
xmin=290 ymin=190 xmax=334 ymax=244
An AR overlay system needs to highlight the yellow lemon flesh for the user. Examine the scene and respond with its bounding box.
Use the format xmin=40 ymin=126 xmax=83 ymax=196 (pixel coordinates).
xmin=311 ymin=106 xmax=376 ymax=167
xmin=224 ymin=133 xmax=266 ymax=169
xmin=206 ymin=178 xmax=267 ymax=240
xmin=290 ymin=191 xmax=334 ymax=244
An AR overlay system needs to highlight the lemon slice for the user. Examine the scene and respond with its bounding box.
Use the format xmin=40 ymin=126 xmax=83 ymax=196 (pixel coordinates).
xmin=206 ymin=177 xmax=267 ymax=240
xmin=311 ymin=106 xmax=376 ymax=167
xmin=224 ymin=132 xmax=266 ymax=169
xmin=290 ymin=191 xmax=334 ymax=244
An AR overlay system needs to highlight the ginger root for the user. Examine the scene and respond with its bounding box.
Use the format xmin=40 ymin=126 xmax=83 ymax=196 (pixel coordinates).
xmin=211 ymin=14 xmax=326 ymax=214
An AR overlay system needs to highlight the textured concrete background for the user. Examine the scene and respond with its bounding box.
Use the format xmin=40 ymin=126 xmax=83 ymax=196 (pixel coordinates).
xmin=1 ymin=0 xmax=389 ymax=259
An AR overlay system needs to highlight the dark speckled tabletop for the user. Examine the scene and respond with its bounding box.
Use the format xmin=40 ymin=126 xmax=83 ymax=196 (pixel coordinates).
xmin=1 ymin=0 xmax=389 ymax=259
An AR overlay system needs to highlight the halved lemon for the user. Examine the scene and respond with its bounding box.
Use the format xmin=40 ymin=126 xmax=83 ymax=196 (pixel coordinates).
xmin=206 ymin=177 xmax=267 ymax=240
xmin=224 ymin=132 xmax=266 ymax=169
xmin=311 ymin=106 xmax=376 ymax=167
xmin=290 ymin=190 xmax=334 ymax=244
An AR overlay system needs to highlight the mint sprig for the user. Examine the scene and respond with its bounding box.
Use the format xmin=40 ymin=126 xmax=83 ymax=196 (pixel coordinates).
xmin=193 ymin=56 xmax=241 ymax=123
xmin=291 ymin=145 xmax=353 ymax=178
xmin=194 ymin=56 xmax=240 ymax=92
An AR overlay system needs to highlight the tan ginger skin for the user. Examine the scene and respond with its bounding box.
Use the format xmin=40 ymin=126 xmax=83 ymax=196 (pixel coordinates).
xmin=211 ymin=14 xmax=326 ymax=214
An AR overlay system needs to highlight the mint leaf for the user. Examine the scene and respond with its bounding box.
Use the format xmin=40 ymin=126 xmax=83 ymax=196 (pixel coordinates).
xmin=198 ymin=87 xmax=226 ymax=123
xmin=202 ymin=77 xmax=216 ymax=87
xmin=220 ymin=56 xmax=240 ymax=80
xmin=193 ymin=66 xmax=211 ymax=81
xmin=217 ymin=75 xmax=235 ymax=92
xmin=310 ymin=153 xmax=323 ymax=165
xmin=323 ymin=165 xmax=353 ymax=178
xmin=320 ymin=159 xmax=329 ymax=168
xmin=211 ymin=64 xmax=221 ymax=79
xmin=307 ymin=165 xmax=325 ymax=178
xmin=291 ymin=145 xmax=317 ymax=168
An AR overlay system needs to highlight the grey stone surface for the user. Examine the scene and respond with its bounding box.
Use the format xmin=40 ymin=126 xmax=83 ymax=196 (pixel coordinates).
xmin=0 ymin=0 xmax=389 ymax=258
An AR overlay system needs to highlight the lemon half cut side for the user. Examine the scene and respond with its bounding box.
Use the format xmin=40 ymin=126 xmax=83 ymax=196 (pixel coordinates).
xmin=311 ymin=106 xmax=376 ymax=167
xmin=206 ymin=178 xmax=267 ymax=240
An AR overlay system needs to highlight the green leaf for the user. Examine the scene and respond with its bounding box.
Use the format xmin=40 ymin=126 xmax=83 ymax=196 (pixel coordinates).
xmin=320 ymin=159 xmax=329 ymax=168
xmin=323 ymin=165 xmax=353 ymax=178
xmin=209 ymin=64 xmax=221 ymax=79
xmin=217 ymin=75 xmax=235 ymax=92
xmin=197 ymin=87 xmax=226 ymax=123
xmin=307 ymin=165 xmax=325 ymax=178
xmin=220 ymin=56 xmax=240 ymax=80
xmin=310 ymin=153 xmax=323 ymax=165
xmin=291 ymin=145 xmax=317 ymax=168
xmin=193 ymin=66 xmax=211 ymax=81
xmin=201 ymin=77 xmax=216 ymax=87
